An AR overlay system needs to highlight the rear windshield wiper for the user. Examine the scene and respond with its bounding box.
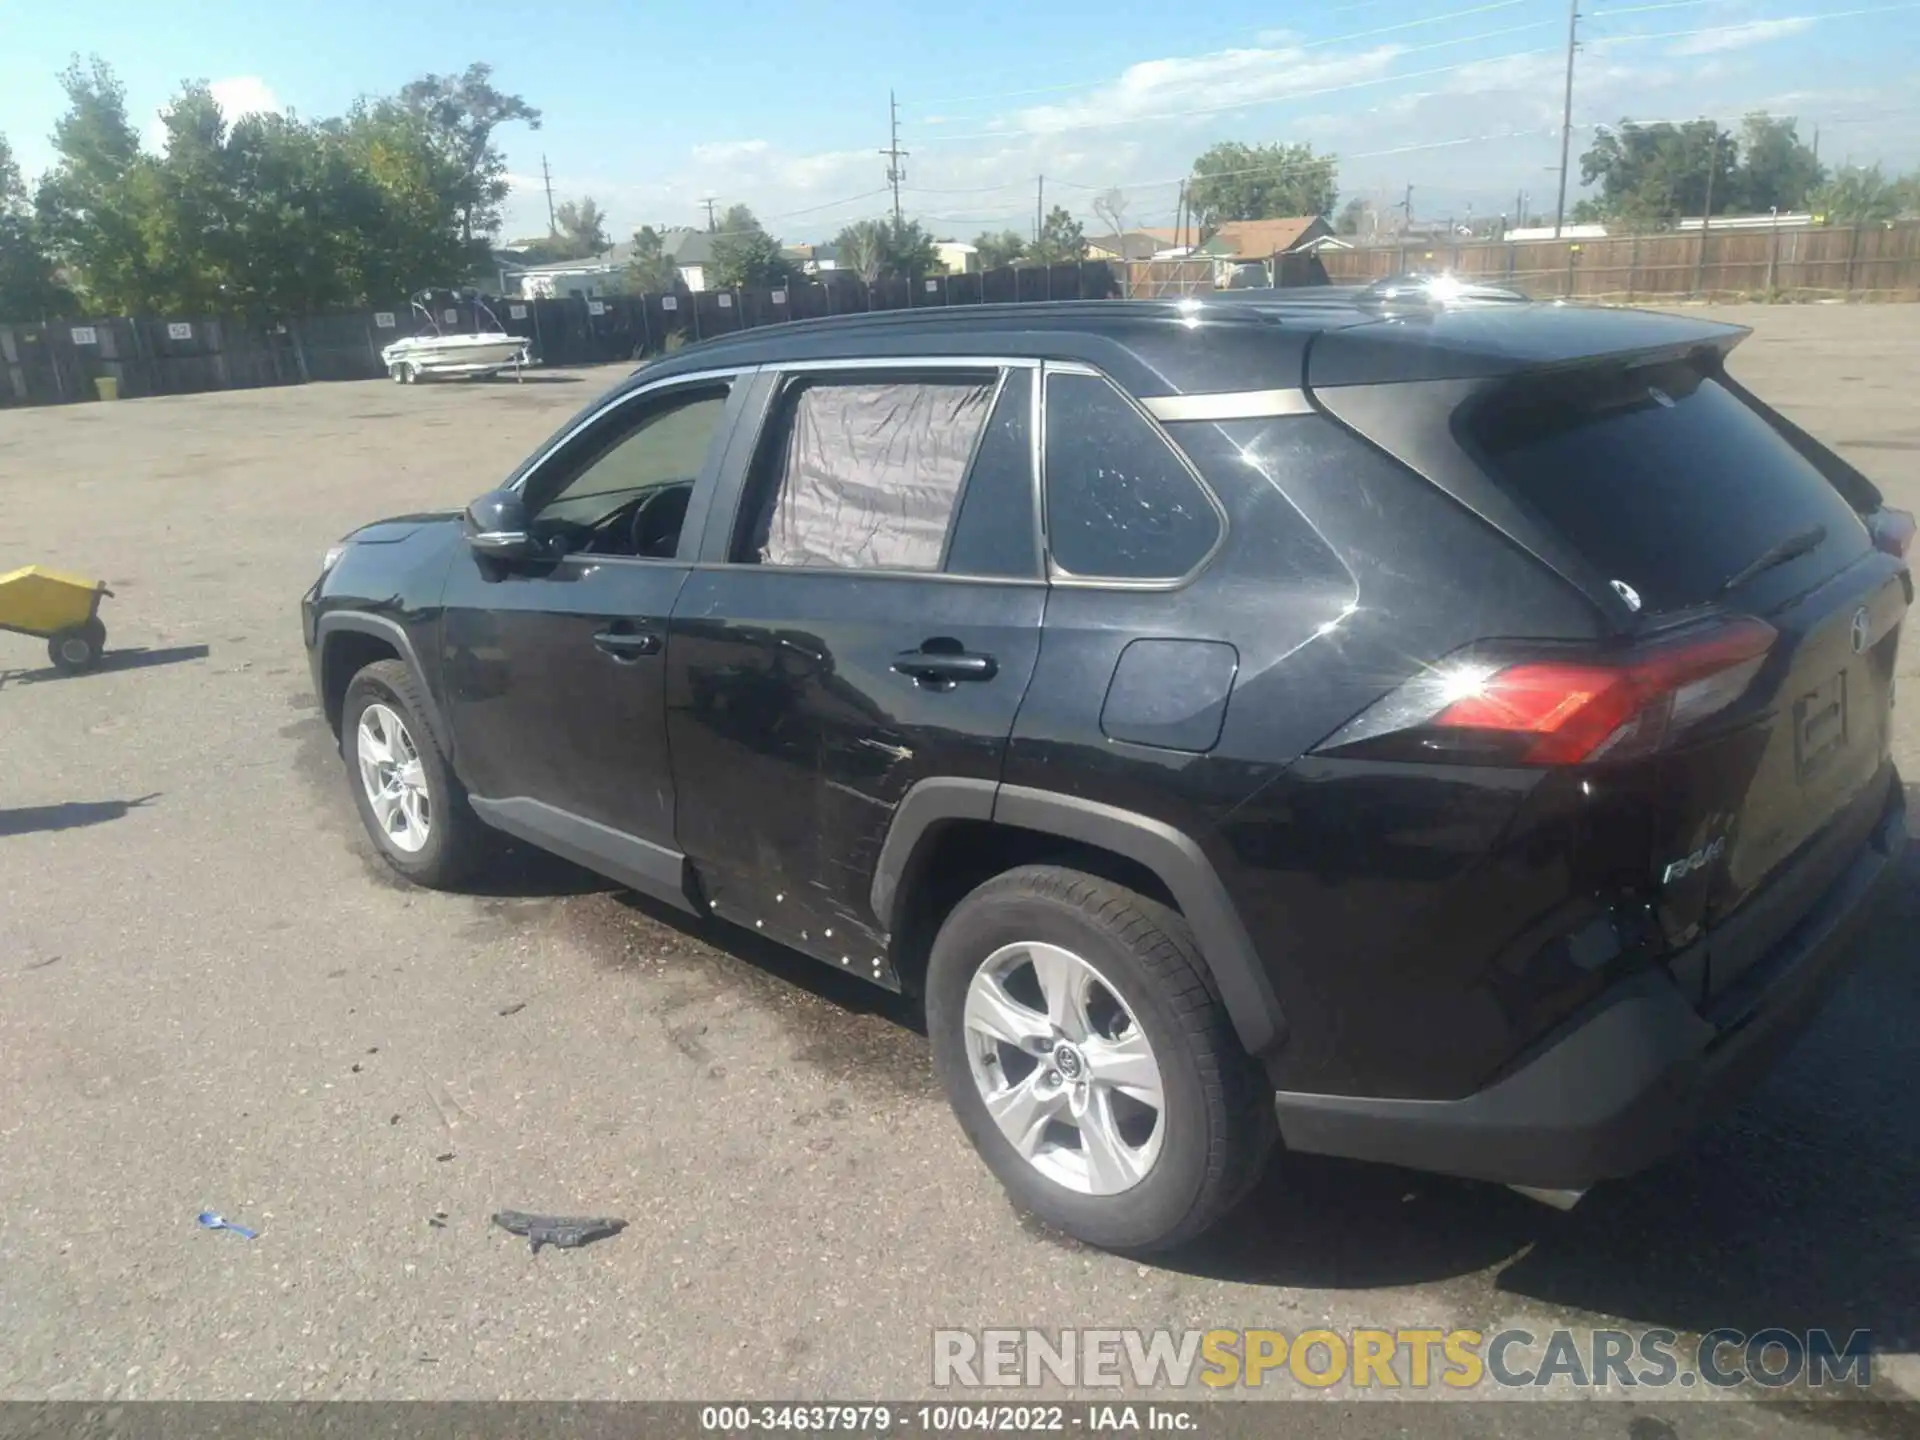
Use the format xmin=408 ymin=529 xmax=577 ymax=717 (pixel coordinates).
xmin=1719 ymin=524 xmax=1826 ymax=595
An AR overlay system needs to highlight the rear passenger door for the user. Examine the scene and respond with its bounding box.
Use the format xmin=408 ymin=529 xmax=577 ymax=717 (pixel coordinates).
xmin=666 ymin=361 xmax=1045 ymax=978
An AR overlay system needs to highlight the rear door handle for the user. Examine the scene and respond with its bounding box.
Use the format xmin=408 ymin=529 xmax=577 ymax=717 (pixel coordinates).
xmin=592 ymin=628 xmax=661 ymax=660
xmin=892 ymin=649 xmax=997 ymax=684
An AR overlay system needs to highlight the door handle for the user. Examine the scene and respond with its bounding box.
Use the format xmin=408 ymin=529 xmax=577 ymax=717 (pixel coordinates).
xmin=592 ymin=628 xmax=661 ymax=660
xmin=892 ymin=648 xmax=997 ymax=684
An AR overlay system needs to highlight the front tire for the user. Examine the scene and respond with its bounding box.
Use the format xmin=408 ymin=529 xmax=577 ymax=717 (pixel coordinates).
xmin=926 ymin=865 xmax=1274 ymax=1252
xmin=340 ymin=659 xmax=491 ymax=888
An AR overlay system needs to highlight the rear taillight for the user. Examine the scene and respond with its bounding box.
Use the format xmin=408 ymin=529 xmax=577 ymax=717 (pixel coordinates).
xmin=1315 ymin=617 xmax=1778 ymax=766
xmin=1869 ymin=507 xmax=1915 ymax=561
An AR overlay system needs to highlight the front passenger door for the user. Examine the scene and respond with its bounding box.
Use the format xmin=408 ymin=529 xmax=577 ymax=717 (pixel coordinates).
xmin=441 ymin=371 xmax=748 ymax=904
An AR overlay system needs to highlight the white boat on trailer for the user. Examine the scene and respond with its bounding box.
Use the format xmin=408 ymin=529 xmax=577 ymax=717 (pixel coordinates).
xmin=382 ymin=291 xmax=531 ymax=383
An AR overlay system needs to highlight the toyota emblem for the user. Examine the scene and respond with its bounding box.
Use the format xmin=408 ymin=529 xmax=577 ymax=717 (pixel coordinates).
xmin=1851 ymin=607 xmax=1871 ymax=655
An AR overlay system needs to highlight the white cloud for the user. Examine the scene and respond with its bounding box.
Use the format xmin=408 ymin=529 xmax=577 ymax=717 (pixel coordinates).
xmin=689 ymin=138 xmax=772 ymax=165
xmin=141 ymin=75 xmax=282 ymax=153
xmin=1668 ymin=16 xmax=1817 ymax=55
xmin=1008 ymin=42 xmax=1407 ymax=137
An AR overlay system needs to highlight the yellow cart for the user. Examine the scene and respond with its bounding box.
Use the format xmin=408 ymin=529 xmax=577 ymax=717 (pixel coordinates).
xmin=0 ymin=566 xmax=113 ymax=673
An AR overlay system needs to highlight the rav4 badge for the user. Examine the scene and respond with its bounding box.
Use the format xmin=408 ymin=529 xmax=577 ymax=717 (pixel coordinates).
xmin=1662 ymin=835 xmax=1727 ymax=885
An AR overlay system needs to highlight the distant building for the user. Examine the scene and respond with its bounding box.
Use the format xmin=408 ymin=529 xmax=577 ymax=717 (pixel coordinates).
xmin=1676 ymin=212 xmax=1814 ymax=231
xmin=934 ymin=240 xmax=978 ymax=274
xmin=1086 ymin=230 xmax=1179 ymax=262
xmin=507 ymin=241 xmax=635 ymax=299
xmin=1503 ymin=223 xmax=1610 ymax=241
xmin=782 ymin=242 xmax=843 ymax=276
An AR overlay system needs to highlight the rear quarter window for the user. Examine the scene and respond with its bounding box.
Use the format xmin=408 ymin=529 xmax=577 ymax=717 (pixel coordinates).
xmin=1043 ymin=370 xmax=1223 ymax=581
xmin=1467 ymin=360 xmax=1869 ymax=614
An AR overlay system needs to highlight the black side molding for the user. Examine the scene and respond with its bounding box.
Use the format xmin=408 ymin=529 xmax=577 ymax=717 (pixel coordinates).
xmin=469 ymin=796 xmax=702 ymax=916
xmin=870 ymin=777 xmax=1288 ymax=1056
xmin=314 ymin=611 xmax=451 ymax=752
xmin=869 ymin=777 xmax=999 ymax=930
xmin=993 ymin=786 xmax=1287 ymax=1056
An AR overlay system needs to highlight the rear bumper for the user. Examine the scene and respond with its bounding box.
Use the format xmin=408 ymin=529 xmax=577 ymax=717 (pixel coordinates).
xmin=1273 ymin=781 xmax=1906 ymax=1190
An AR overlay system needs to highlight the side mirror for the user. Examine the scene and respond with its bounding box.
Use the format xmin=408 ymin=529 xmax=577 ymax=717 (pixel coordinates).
xmin=464 ymin=489 xmax=532 ymax=560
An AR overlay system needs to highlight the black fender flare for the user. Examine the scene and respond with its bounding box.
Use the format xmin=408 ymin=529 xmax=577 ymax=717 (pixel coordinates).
xmin=872 ymin=778 xmax=1287 ymax=1057
xmin=314 ymin=611 xmax=452 ymax=755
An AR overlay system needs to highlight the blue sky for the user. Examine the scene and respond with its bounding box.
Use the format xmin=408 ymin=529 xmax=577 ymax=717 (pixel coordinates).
xmin=4 ymin=0 xmax=1916 ymax=243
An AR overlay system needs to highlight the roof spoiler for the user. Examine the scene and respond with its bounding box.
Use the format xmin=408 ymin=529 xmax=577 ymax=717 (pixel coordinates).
xmin=1356 ymin=273 xmax=1530 ymax=309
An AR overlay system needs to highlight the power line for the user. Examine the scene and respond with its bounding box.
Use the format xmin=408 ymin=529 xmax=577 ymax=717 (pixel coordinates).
xmin=1588 ymin=1 xmax=1920 ymax=44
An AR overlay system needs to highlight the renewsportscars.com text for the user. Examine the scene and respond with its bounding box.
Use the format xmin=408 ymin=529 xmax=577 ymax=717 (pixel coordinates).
xmin=932 ymin=1327 xmax=1873 ymax=1392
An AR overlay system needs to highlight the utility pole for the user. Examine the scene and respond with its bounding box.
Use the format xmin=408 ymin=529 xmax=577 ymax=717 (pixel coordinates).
xmin=1035 ymin=175 xmax=1045 ymax=244
xmin=880 ymin=91 xmax=908 ymax=226
xmin=541 ymin=155 xmax=557 ymax=234
xmin=1400 ymin=184 xmax=1414 ymax=231
xmin=1553 ymin=0 xmax=1580 ymax=238
xmin=701 ymin=196 xmax=719 ymax=233
xmin=1694 ymin=131 xmax=1720 ymax=296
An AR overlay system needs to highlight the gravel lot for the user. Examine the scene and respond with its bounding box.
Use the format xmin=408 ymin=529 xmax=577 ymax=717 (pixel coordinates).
xmin=1 ymin=304 xmax=1916 ymax=1429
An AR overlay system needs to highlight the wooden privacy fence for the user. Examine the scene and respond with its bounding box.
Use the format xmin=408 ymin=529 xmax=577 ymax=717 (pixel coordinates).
xmin=1316 ymin=221 xmax=1920 ymax=301
xmin=0 ymin=261 xmax=1120 ymax=409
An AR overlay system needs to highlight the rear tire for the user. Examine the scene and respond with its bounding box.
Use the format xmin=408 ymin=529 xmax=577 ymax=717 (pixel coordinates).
xmin=926 ymin=865 xmax=1274 ymax=1252
xmin=341 ymin=659 xmax=492 ymax=888
xmin=47 ymin=618 xmax=105 ymax=674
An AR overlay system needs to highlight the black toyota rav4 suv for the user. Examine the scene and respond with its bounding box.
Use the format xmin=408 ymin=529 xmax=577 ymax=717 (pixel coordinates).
xmin=306 ymin=285 xmax=1912 ymax=1251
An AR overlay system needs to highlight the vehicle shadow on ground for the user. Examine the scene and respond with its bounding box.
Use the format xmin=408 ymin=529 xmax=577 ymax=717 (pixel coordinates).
xmin=0 ymin=643 xmax=209 ymax=687
xmin=466 ymin=842 xmax=619 ymax=898
xmin=0 ymin=793 xmax=160 ymax=837
xmin=1161 ymin=805 xmax=1920 ymax=1350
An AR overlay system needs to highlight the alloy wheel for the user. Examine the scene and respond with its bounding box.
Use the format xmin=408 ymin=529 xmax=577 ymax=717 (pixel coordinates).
xmin=356 ymin=702 xmax=431 ymax=853
xmin=962 ymin=941 xmax=1166 ymax=1196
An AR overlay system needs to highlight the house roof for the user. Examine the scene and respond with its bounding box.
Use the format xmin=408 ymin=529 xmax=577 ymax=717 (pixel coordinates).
xmin=503 ymin=239 xmax=637 ymax=276
xmin=1086 ymin=231 xmax=1167 ymax=260
xmin=657 ymin=228 xmax=720 ymax=265
xmin=1204 ymin=217 xmax=1331 ymax=258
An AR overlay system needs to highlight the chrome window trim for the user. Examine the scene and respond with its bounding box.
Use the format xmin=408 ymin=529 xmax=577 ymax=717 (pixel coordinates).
xmin=1140 ymin=388 xmax=1314 ymax=422
xmin=509 ymin=365 xmax=753 ymax=498
xmin=758 ymin=355 xmax=1041 ymax=376
xmin=1039 ymin=361 xmax=1231 ymax=591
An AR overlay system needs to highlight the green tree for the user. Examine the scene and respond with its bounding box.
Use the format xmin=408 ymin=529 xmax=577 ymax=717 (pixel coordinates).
xmin=1811 ymin=165 xmax=1903 ymax=226
xmin=624 ymin=224 xmax=680 ymax=292
xmin=973 ymin=229 xmax=1025 ymax=269
xmin=0 ymin=132 xmax=74 ymax=319
xmin=334 ymin=96 xmax=488 ymax=297
xmin=1578 ymin=120 xmax=1738 ymax=228
xmin=1335 ymin=196 xmax=1370 ymax=237
xmin=708 ymin=204 xmax=792 ymax=288
xmin=1028 ymin=205 xmax=1086 ymax=264
xmin=835 ymin=218 xmax=887 ymax=283
xmin=34 ymin=56 xmax=164 ymax=312
xmin=1734 ymin=114 xmax=1824 ymax=213
xmin=831 ymin=216 xmax=940 ymax=281
xmin=1185 ymin=141 xmax=1338 ymax=233
xmin=551 ymin=196 xmax=609 ymax=259
xmin=397 ymin=63 xmax=540 ymax=242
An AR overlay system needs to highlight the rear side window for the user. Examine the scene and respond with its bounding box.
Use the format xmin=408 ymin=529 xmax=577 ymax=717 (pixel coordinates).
xmin=1044 ymin=371 xmax=1222 ymax=580
xmin=735 ymin=374 xmax=994 ymax=571
xmin=1469 ymin=361 xmax=1868 ymax=613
